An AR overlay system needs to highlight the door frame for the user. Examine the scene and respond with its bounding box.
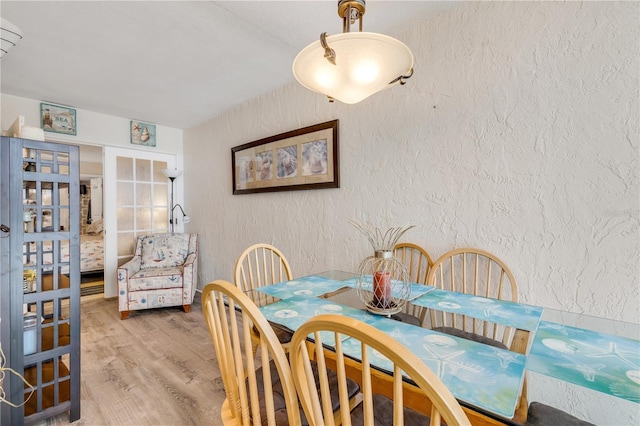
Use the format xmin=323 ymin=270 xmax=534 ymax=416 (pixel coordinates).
xmin=103 ymin=146 xmax=179 ymax=298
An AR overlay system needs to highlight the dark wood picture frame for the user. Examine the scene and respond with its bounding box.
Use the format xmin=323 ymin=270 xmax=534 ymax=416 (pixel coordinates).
xmin=232 ymin=120 xmax=339 ymax=195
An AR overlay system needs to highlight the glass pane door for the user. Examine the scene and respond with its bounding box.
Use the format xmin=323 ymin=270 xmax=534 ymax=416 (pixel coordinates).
xmin=103 ymin=147 xmax=177 ymax=298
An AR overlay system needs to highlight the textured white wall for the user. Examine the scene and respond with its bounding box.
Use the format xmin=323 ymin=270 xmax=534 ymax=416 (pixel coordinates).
xmin=184 ymin=2 xmax=638 ymax=423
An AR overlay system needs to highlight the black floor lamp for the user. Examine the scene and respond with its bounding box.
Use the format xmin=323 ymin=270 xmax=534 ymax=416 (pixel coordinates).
xmin=162 ymin=168 xmax=190 ymax=233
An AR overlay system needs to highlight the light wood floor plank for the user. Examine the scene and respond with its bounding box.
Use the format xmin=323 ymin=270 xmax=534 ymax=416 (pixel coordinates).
xmin=37 ymin=293 xmax=225 ymax=425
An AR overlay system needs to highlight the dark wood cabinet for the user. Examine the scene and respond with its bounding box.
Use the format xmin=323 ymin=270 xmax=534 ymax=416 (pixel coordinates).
xmin=0 ymin=137 xmax=80 ymax=424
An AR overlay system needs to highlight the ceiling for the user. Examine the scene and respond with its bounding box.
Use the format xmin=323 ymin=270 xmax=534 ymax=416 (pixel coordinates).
xmin=1 ymin=1 xmax=457 ymax=130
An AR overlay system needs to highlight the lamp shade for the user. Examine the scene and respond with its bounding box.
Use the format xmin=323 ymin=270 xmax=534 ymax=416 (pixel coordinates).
xmin=293 ymin=32 xmax=414 ymax=104
xmin=1 ymin=18 xmax=23 ymax=58
xmin=162 ymin=168 xmax=183 ymax=179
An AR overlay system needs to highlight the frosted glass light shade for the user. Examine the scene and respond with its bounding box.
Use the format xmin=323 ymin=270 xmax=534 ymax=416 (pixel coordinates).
xmin=293 ymin=32 xmax=414 ymax=104
xmin=1 ymin=18 xmax=23 ymax=58
xmin=162 ymin=168 xmax=183 ymax=179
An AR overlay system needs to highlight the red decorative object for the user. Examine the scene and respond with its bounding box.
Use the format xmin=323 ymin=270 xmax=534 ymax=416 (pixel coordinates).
xmin=352 ymin=221 xmax=414 ymax=315
xmin=373 ymin=271 xmax=392 ymax=309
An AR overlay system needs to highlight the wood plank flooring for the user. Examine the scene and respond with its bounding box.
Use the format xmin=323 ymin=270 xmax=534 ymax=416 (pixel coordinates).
xmin=40 ymin=294 xmax=225 ymax=425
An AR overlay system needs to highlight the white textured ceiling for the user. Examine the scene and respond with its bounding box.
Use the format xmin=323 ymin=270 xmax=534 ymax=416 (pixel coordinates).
xmin=1 ymin=1 xmax=456 ymax=129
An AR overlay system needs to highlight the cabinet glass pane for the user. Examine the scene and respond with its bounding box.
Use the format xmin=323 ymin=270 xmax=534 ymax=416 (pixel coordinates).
xmin=58 ymin=184 xmax=70 ymax=206
xmin=23 ymin=182 xmax=36 ymax=201
xmin=41 ymin=186 xmax=53 ymax=206
xmin=41 ymin=320 xmax=70 ymax=350
xmin=41 ymin=241 xmax=52 ymax=265
xmin=60 ymin=206 xmax=70 ymax=232
xmin=50 ymin=294 xmax=67 ymax=319
xmin=23 ymin=242 xmax=35 ymax=263
xmin=117 ymin=182 xmax=134 ymax=206
xmin=23 ymin=356 xmax=70 ymax=417
xmin=23 ymin=147 xmax=35 ymax=159
xmin=58 ymin=164 xmax=69 ymax=175
xmin=57 ymin=152 xmax=70 ymax=175
xmin=23 ymin=159 xmax=36 ymax=171
xmin=22 ymin=256 xmax=37 ymax=293
xmin=41 ymin=150 xmax=54 ymax=174
xmin=57 ymin=240 xmax=70 ymax=271
xmin=41 ymin=150 xmax=54 ymax=161
xmin=25 ymin=240 xmax=67 ymax=275
xmin=7 ymin=138 xmax=81 ymax=423
xmin=23 ymin=209 xmax=36 ymax=233
xmin=42 ymin=208 xmax=54 ymax=231
xmin=136 ymin=159 xmax=151 ymax=182
xmin=117 ymin=157 xmax=133 ymax=180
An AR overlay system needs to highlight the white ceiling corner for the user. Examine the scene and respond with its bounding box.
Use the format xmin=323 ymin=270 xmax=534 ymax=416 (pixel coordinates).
xmin=1 ymin=1 xmax=458 ymax=130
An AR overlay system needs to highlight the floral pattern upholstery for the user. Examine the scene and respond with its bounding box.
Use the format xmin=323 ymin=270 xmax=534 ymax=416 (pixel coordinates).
xmin=140 ymin=233 xmax=190 ymax=269
xmin=118 ymin=233 xmax=198 ymax=316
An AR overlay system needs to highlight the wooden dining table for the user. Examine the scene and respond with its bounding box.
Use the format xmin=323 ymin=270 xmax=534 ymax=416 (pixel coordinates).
xmin=255 ymin=271 xmax=527 ymax=424
xmin=254 ymin=271 xmax=639 ymax=425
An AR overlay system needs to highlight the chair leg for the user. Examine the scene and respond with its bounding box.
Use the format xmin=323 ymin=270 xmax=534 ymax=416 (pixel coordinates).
xmin=183 ymin=304 xmax=191 ymax=313
xmin=120 ymin=311 xmax=130 ymax=320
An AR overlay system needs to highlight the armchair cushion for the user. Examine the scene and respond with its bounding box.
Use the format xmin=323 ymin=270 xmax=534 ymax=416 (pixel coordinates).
xmin=118 ymin=233 xmax=198 ymax=318
xmin=140 ymin=233 xmax=190 ymax=270
xmin=128 ymin=266 xmax=184 ymax=291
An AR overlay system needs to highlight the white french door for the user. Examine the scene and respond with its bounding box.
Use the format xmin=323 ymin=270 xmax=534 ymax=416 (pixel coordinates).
xmin=103 ymin=147 xmax=178 ymax=297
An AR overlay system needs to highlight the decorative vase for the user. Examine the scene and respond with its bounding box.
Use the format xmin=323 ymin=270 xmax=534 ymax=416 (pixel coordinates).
xmin=351 ymin=221 xmax=414 ymax=315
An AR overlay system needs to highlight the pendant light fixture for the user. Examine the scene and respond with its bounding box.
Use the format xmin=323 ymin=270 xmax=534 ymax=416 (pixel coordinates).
xmin=292 ymin=0 xmax=414 ymax=104
xmin=1 ymin=18 xmax=23 ymax=58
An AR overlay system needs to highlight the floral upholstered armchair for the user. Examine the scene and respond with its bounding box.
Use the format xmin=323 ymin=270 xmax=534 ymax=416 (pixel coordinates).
xmin=118 ymin=233 xmax=198 ymax=320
